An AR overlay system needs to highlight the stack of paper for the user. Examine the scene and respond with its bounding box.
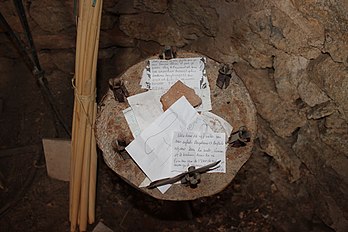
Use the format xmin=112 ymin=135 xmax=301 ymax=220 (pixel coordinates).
xmin=123 ymin=57 xmax=233 ymax=193
xmin=126 ymin=97 xmax=227 ymax=193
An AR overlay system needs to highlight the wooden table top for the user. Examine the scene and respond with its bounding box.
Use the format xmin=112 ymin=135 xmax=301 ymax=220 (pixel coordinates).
xmin=95 ymin=52 xmax=257 ymax=201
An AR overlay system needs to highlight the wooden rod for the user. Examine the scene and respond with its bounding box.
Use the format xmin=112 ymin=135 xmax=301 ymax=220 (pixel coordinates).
xmin=70 ymin=103 xmax=88 ymax=232
xmin=78 ymin=102 xmax=92 ymax=231
xmin=88 ymin=0 xmax=102 ymax=224
xmin=88 ymin=103 xmax=98 ymax=224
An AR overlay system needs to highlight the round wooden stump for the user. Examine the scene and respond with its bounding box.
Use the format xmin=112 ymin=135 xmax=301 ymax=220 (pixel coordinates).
xmin=95 ymin=52 xmax=257 ymax=201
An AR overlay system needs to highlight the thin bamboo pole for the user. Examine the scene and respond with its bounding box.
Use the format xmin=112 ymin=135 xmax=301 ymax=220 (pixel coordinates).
xmin=88 ymin=1 xmax=103 ymax=221
xmin=70 ymin=2 xmax=84 ymax=219
xmin=78 ymin=102 xmax=92 ymax=231
xmin=72 ymin=2 xmax=87 ymax=221
xmin=88 ymin=103 xmax=97 ymax=223
xmin=80 ymin=5 xmax=93 ymax=89
xmin=76 ymin=0 xmax=87 ymax=89
xmin=70 ymin=104 xmax=88 ymax=232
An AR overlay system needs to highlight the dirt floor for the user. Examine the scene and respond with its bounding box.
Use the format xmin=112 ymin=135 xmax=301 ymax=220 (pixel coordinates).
xmin=0 ymin=36 xmax=335 ymax=232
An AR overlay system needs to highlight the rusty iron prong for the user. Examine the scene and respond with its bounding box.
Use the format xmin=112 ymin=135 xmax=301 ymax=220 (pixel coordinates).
xmin=228 ymin=126 xmax=251 ymax=148
xmin=111 ymin=139 xmax=131 ymax=160
xmin=181 ymin=166 xmax=201 ymax=188
xmin=147 ymin=160 xmax=221 ymax=189
xmin=216 ymin=74 xmax=226 ymax=89
xmin=216 ymin=63 xmax=232 ymax=89
xmin=159 ymin=45 xmax=177 ymax=60
xmin=120 ymin=83 xmax=129 ymax=98
xmin=109 ymin=78 xmax=129 ymax=102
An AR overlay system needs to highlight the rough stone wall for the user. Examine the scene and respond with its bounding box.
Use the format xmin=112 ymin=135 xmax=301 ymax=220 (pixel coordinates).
xmin=118 ymin=2 xmax=348 ymax=230
xmin=0 ymin=0 xmax=347 ymax=230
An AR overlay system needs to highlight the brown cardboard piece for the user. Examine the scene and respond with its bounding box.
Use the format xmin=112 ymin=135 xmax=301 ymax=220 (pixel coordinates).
xmin=42 ymin=138 xmax=71 ymax=181
xmin=160 ymin=80 xmax=202 ymax=111
xmin=92 ymin=221 xmax=114 ymax=232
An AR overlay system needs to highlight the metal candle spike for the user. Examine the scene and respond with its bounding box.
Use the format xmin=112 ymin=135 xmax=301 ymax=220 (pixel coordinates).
xmin=147 ymin=160 xmax=221 ymax=189
xmin=228 ymin=126 xmax=251 ymax=147
xmin=159 ymin=46 xmax=177 ymax=60
xmin=111 ymin=139 xmax=130 ymax=160
xmin=181 ymin=166 xmax=201 ymax=188
xmin=216 ymin=63 xmax=232 ymax=89
xmin=109 ymin=78 xmax=129 ymax=102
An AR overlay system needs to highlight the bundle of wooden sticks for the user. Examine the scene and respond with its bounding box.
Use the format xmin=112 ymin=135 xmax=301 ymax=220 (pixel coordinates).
xmin=69 ymin=0 xmax=103 ymax=231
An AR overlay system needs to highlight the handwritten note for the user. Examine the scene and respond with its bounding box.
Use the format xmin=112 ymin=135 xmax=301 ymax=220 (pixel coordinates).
xmin=172 ymin=131 xmax=226 ymax=173
xmin=149 ymin=57 xmax=207 ymax=90
xmin=139 ymin=57 xmax=212 ymax=111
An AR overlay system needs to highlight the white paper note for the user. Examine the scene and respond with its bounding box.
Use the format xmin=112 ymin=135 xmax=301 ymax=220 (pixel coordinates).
xmin=201 ymin=111 xmax=233 ymax=142
xmin=171 ymin=131 xmax=226 ymax=173
xmin=125 ymin=96 xmax=211 ymax=193
xmin=149 ymin=58 xmax=207 ymax=90
xmin=195 ymin=88 xmax=212 ymax=111
xmin=140 ymin=68 xmax=148 ymax=89
xmin=139 ymin=57 xmax=212 ymax=111
xmin=122 ymin=107 xmax=142 ymax=138
xmin=140 ymin=62 xmax=150 ymax=89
